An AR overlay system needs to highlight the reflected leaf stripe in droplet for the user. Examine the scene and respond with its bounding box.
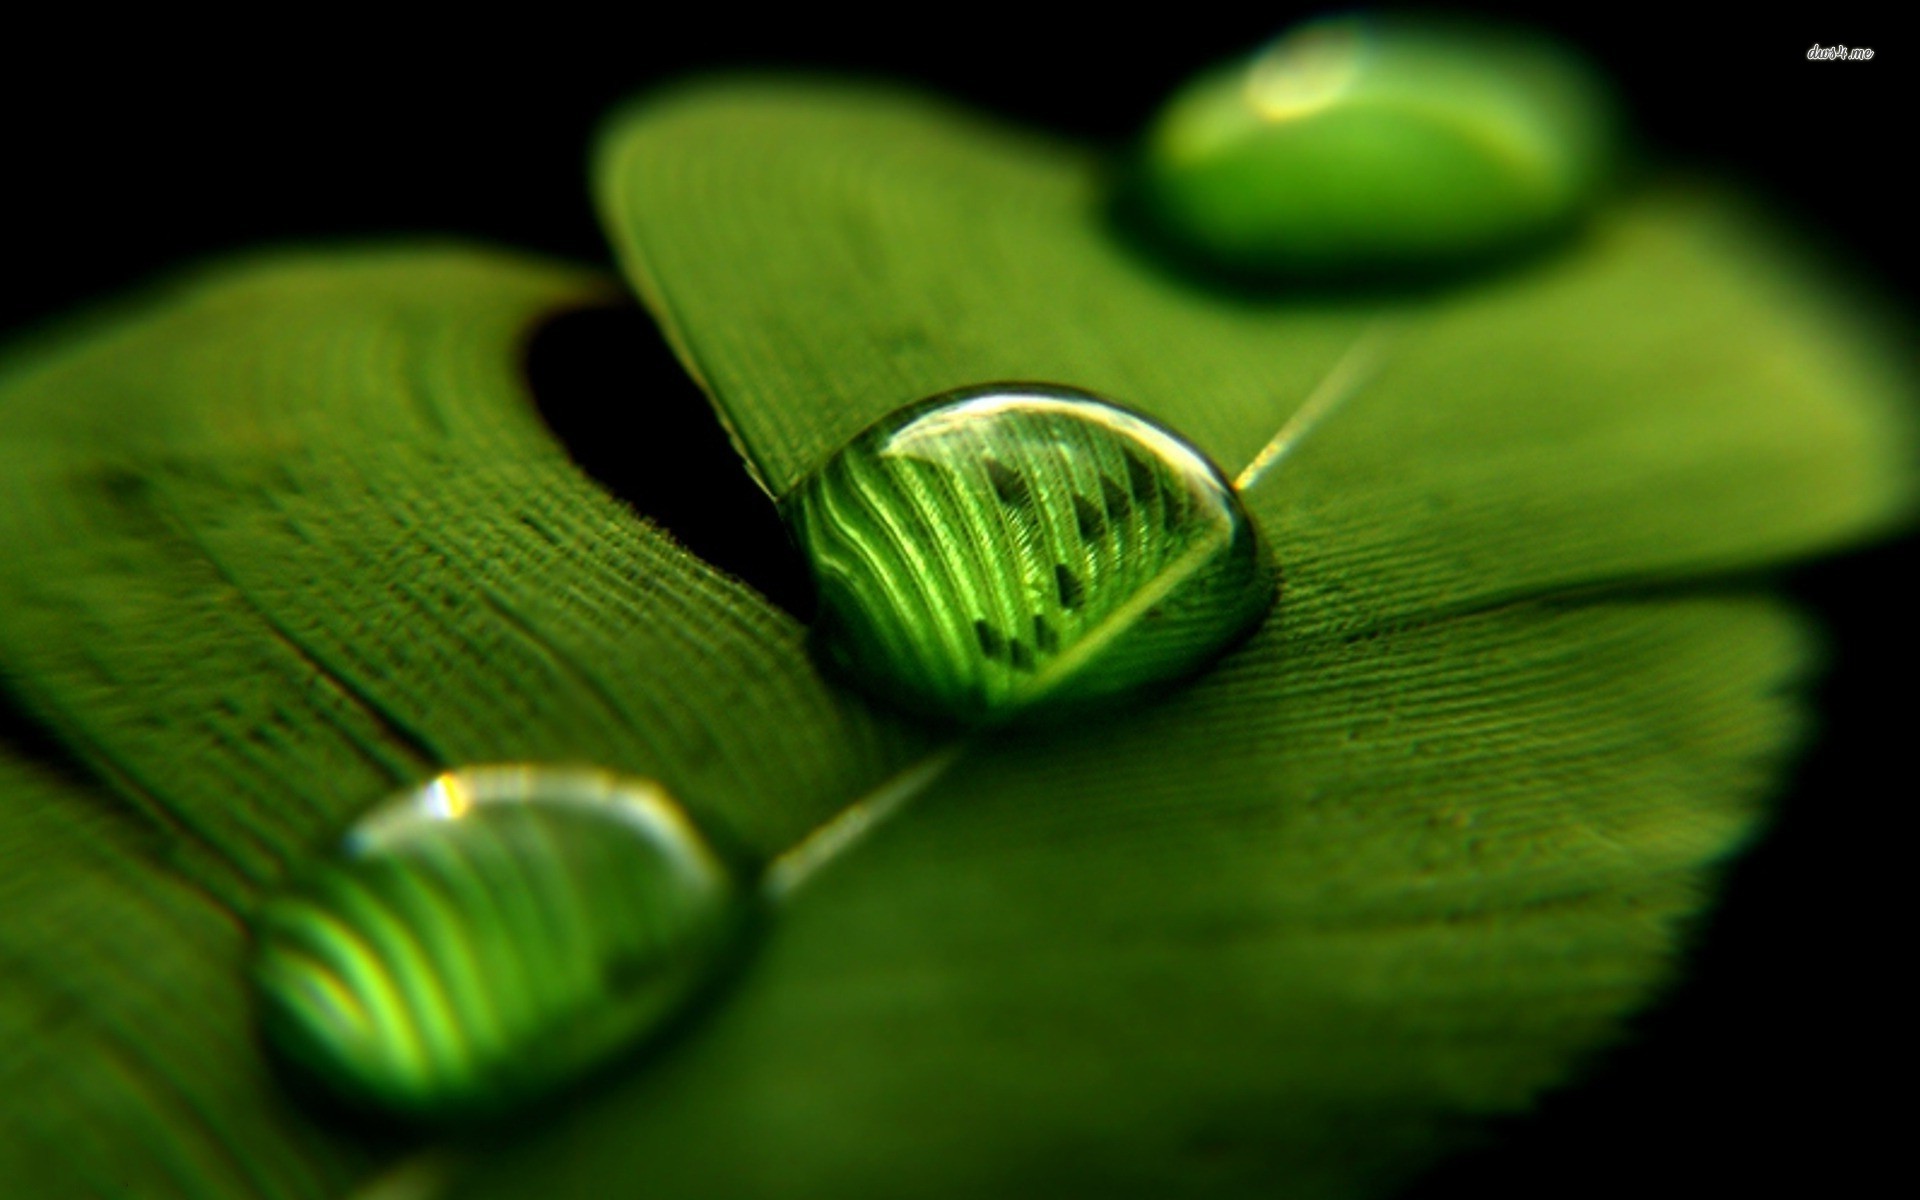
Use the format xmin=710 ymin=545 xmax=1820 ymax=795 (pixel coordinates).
xmin=809 ymin=449 xmax=967 ymax=683
xmin=806 ymin=521 xmax=928 ymax=689
xmin=502 ymin=814 xmax=597 ymax=1023
xmin=452 ymin=812 xmax=626 ymax=1079
xmin=459 ymin=822 xmax=558 ymax=1048
xmin=901 ymin=418 xmax=1032 ymax=694
xmin=1074 ymin=416 xmax=1156 ymax=597
xmin=891 ymin=453 xmax=1010 ymax=689
xmin=917 ymin=443 xmax=1040 ymax=692
xmin=845 ymin=447 xmax=992 ymax=695
xmin=1019 ymin=431 xmax=1088 ymax=630
xmin=1104 ymin=416 xmax=1184 ymax=590
xmin=325 ymin=874 xmax=471 ymax=1089
xmin=266 ymin=900 xmax=430 ymax=1085
xmin=952 ymin=451 xmax=1042 ymax=672
xmin=934 ymin=439 xmax=1043 ymax=663
xmin=360 ymin=861 xmax=494 ymax=1090
xmin=864 ymin=442 xmax=1021 ymax=702
xmin=990 ymin=420 xmax=1103 ymax=683
xmin=416 ymin=825 xmax=539 ymax=1061
xmin=286 ymin=893 xmax=429 ymax=1072
xmin=363 ymin=865 xmax=494 ymax=1091
xmin=970 ymin=455 xmax=1045 ymax=649
xmin=274 ymin=944 xmax=379 ymax=1060
xmin=372 ymin=852 xmax=495 ymax=1082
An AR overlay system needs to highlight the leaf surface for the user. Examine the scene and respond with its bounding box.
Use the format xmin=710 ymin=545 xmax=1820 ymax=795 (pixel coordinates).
xmin=467 ymin=593 xmax=1810 ymax=1200
xmin=598 ymin=79 xmax=1914 ymax=642
xmin=0 ymin=248 xmax=925 ymax=1198
xmin=0 ymin=76 xmax=1910 ymax=1200
xmin=451 ymin=77 xmax=1911 ymax=1198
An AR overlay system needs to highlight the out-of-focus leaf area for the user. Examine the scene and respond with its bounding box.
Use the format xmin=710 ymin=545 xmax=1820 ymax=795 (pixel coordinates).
xmin=1 ymin=7 xmax=1912 ymax=1200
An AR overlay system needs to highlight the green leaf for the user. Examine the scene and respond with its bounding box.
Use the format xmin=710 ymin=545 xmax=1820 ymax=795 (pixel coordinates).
xmin=469 ymin=594 xmax=1811 ymax=1200
xmin=0 ymin=247 xmax=927 ymax=1197
xmin=0 ymin=754 xmax=380 ymax=1200
xmin=0 ymin=77 xmax=1910 ymax=1200
xmin=597 ymin=80 xmax=1914 ymax=642
xmin=511 ymin=77 xmax=1898 ymax=1196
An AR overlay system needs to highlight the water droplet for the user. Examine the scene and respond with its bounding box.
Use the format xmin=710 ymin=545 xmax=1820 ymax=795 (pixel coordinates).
xmin=251 ymin=766 xmax=747 ymax=1118
xmin=1135 ymin=15 xmax=1617 ymax=277
xmin=784 ymin=383 xmax=1273 ymax=723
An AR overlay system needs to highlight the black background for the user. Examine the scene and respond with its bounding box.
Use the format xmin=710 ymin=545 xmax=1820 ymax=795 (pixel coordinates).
xmin=3 ymin=4 xmax=1911 ymax=1197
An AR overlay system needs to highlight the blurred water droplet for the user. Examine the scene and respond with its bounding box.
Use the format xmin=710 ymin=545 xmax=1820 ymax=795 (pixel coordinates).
xmin=1136 ymin=15 xmax=1618 ymax=278
xmin=252 ymin=766 xmax=747 ymax=1118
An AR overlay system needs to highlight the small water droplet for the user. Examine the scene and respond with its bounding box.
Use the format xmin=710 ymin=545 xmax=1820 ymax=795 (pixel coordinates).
xmin=783 ymin=383 xmax=1274 ymax=723
xmin=1135 ymin=15 xmax=1617 ymax=277
xmin=251 ymin=766 xmax=747 ymax=1118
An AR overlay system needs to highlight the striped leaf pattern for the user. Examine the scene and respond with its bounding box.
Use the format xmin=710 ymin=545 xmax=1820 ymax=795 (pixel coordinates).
xmin=781 ymin=385 xmax=1273 ymax=722
xmin=251 ymin=767 xmax=745 ymax=1118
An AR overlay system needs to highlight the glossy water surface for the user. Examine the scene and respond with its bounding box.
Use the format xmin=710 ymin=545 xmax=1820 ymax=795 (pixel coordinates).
xmin=1137 ymin=15 xmax=1617 ymax=277
xmin=783 ymin=384 xmax=1274 ymax=723
xmin=251 ymin=766 xmax=746 ymax=1118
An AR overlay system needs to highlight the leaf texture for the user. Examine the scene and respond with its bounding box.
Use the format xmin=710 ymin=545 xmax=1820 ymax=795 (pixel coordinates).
xmin=466 ymin=594 xmax=1810 ymax=1200
xmin=0 ymin=248 xmax=926 ymax=1198
xmin=597 ymin=79 xmax=1915 ymax=645
xmin=0 ymin=76 xmax=1910 ymax=1200
xmin=0 ymin=756 xmax=381 ymax=1200
xmin=458 ymin=76 xmax=1915 ymax=1197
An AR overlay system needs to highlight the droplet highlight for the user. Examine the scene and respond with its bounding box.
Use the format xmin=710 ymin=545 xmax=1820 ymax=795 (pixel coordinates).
xmin=784 ymin=383 xmax=1274 ymax=723
xmin=251 ymin=766 xmax=746 ymax=1118
xmin=1135 ymin=15 xmax=1618 ymax=277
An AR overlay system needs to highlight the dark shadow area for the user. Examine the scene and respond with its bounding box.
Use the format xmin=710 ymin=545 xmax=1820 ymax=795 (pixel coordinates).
xmin=248 ymin=1045 xmax=427 ymax=1170
xmin=523 ymin=304 xmax=815 ymax=619
xmin=0 ymin=676 xmax=114 ymax=797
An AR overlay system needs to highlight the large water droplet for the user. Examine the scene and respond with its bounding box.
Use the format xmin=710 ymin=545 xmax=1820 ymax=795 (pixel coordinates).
xmin=1135 ymin=15 xmax=1618 ymax=278
xmin=784 ymin=383 xmax=1273 ymax=723
xmin=251 ymin=766 xmax=747 ymax=1118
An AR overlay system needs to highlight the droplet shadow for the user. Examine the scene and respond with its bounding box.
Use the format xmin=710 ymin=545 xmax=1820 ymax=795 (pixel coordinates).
xmin=0 ymin=679 xmax=153 ymax=846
